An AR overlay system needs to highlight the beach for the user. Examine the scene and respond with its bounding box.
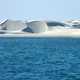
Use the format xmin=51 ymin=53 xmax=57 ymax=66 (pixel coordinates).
xmin=0 ymin=29 xmax=80 ymax=37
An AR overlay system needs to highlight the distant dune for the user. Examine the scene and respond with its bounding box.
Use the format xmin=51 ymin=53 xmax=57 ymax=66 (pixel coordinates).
xmin=0 ymin=19 xmax=80 ymax=37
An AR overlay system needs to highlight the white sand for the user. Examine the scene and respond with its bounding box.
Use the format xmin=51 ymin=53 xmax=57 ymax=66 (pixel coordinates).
xmin=0 ymin=29 xmax=80 ymax=37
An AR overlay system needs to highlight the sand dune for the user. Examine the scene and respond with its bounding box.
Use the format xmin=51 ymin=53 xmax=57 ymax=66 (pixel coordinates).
xmin=0 ymin=20 xmax=80 ymax=37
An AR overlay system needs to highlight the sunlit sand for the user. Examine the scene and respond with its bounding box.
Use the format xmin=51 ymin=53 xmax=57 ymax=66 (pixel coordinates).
xmin=0 ymin=29 xmax=80 ymax=37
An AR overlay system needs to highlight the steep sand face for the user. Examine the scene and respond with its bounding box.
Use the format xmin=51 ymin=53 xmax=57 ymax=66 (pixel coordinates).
xmin=1 ymin=20 xmax=27 ymax=31
xmin=26 ymin=21 xmax=48 ymax=33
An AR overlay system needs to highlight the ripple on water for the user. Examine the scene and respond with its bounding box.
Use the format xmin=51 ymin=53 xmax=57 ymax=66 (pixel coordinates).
xmin=0 ymin=37 xmax=80 ymax=80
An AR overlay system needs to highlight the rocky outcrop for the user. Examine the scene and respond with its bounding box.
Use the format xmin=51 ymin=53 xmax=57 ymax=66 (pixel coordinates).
xmin=46 ymin=21 xmax=66 ymax=27
xmin=65 ymin=20 xmax=80 ymax=28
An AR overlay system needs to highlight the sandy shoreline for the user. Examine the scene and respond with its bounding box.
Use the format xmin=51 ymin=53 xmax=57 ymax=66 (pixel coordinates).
xmin=0 ymin=29 xmax=80 ymax=37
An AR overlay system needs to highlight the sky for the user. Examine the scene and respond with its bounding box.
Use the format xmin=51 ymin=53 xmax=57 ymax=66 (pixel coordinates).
xmin=0 ymin=0 xmax=80 ymax=21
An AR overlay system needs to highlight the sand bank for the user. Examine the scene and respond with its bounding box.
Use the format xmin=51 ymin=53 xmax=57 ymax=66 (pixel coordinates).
xmin=0 ymin=29 xmax=80 ymax=37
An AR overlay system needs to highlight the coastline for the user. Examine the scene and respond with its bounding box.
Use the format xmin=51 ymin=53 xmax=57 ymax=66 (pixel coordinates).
xmin=0 ymin=29 xmax=80 ymax=37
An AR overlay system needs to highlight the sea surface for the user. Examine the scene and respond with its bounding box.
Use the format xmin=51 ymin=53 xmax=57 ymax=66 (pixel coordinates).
xmin=0 ymin=37 xmax=80 ymax=80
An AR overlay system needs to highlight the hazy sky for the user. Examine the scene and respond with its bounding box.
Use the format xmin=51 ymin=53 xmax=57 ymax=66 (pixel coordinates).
xmin=0 ymin=0 xmax=80 ymax=21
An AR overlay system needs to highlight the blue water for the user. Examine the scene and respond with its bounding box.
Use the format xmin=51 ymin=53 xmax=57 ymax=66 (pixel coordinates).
xmin=0 ymin=37 xmax=80 ymax=80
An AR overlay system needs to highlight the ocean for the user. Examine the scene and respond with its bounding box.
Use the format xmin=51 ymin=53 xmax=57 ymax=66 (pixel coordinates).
xmin=0 ymin=37 xmax=80 ymax=80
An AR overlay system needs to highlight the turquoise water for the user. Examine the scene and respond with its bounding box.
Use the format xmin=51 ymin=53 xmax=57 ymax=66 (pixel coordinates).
xmin=0 ymin=37 xmax=80 ymax=80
